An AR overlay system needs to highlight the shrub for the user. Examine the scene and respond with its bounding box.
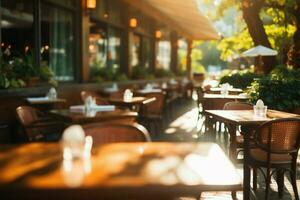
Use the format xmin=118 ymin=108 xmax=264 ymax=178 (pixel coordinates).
xmin=219 ymin=69 xmax=261 ymax=89
xmin=131 ymin=66 xmax=155 ymax=80
xmin=247 ymin=65 xmax=300 ymax=112
xmin=154 ymin=68 xmax=175 ymax=78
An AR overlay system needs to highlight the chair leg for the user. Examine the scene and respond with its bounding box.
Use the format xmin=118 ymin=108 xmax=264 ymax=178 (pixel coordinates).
xmin=290 ymin=162 xmax=300 ymax=200
xmin=265 ymin=168 xmax=271 ymax=200
xmin=231 ymin=191 xmax=237 ymax=200
xmin=253 ymin=168 xmax=257 ymax=191
xmin=276 ymin=169 xmax=284 ymax=198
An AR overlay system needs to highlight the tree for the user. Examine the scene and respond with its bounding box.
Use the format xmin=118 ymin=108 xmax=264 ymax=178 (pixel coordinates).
xmin=217 ymin=0 xmax=300 ymax=72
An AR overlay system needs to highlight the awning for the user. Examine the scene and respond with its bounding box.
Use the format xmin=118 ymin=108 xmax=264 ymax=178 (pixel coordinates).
xmin=123 ymin=0 xmax=220 ymax=40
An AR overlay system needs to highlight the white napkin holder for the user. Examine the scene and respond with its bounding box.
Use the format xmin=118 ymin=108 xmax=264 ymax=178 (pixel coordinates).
xmin=62 ymin=125 xmax=93 ymax=160
xmin=47 ymin=87 xmax=57 ymax=100
xmin=253 ymin=99 xmax=267 ymax=117
xmin=123 ymin=89 xmax=133 ymax=102
xmin=144 ymin=83 xmax=153 ymax=91
xmin=220 ymin=83 xmax=231 ymax=96
xmin=84 ymin=96 xmax=96 ymax=112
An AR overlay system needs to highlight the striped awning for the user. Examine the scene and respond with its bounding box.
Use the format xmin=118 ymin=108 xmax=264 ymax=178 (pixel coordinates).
xmin=123 ymin=0 xmax=220 ymax=40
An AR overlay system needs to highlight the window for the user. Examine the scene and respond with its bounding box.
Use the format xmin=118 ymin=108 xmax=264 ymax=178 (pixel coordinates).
xmin=89 ymin=22 xmax=108 ymax=70
xmin=141 ymin=37 xmax=152 ymax=68
xmin=131 ymin=34 xmax=141 ymax=67
xmin=107 ymin=27 xmax=121 ymax=69
xmin=0 ymin=1 xmax=34 ymax=57
xmin=41 ymin=3 xmax=75 ymax=81
xmin=178 ymin=39 xmax=188 ymax=71
xmin=157 ymin=41 xmax=171 ymax=69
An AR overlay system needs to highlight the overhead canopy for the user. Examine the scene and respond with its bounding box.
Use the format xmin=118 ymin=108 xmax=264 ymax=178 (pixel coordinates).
xmin=123 ymin=0 xmax=220 ymax=40
xmin=242 ymin=45 xmax=278 ymax=57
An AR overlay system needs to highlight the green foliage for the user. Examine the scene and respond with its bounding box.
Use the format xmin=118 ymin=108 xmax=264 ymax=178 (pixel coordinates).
xmin=154 ymin=68 xmax=174 ymax=78
xmin=90 ymin=65 xmax=129 ymax=82
xmin=131 ymin=66 xmax=155 ymax=80
xmin=247 ymin=65 xmax=300 ymax=111
xmin=219 ymin=69 xmax=261 ymax=89
xmin=217 ymin=24 xmax=295 ymax=62
xmin=0 ymin=52 xmax=57 ymax=89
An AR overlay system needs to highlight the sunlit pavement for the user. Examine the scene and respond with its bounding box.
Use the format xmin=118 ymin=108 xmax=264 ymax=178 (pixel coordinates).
xmin=160 ymin=99 xmax=300 ymax=200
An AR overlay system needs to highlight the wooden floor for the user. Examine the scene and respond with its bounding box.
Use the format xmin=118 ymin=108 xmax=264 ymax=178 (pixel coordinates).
xmin=159 ymin=98 xmax=300 ymax=200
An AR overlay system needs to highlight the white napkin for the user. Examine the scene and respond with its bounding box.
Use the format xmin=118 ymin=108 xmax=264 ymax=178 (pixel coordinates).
xmin=70 ymin=105 xmax=85 ymax=112
xmin=27 ymin=96 xmax=49 ymax=102
xmin=92 ymin=105 xmax=115 ymax=111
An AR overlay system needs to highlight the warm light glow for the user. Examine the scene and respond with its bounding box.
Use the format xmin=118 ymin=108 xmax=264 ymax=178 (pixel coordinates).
xmin=129 ymin=18 xmax=138 ymax=28
xmin=45 ymin=45 xmax=49 ymax=50
xmin=1 ymin=43 xmax=4 ymax=47
xmin=104 ymin=13 xmax=109 ymax=18
xmin=25 ymin=46 xmax=29 ymax=52
xmin=86 ymin=0 xmax=96 ymax=9
xmin=155 ymin=30 xmax=162 ymax=39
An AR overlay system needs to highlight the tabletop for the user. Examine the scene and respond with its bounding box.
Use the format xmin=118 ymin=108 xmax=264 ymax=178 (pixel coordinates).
xmin=0 ymin=142 xmax=242 ymax=199
xmin=205 ymin=109 xmax=299 ymax=125
xmin=210 ymin=87 xmax=243 ymax=93
xmin=204 ymin=93 xmax=248 ymax=100
xmin=49 ymin=109 xmax=138 ymax=124
xmin=26 ymin=97 xmax=66 ymax=105
xmin=108 ymin=97 xmax=156 ymax=111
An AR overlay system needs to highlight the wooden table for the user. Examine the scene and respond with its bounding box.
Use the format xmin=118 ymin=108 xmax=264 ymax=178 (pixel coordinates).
xmin=49 ymin=109 xmax=137 ymax=124
xmin=210 ymin=87 xmax=243 ymax=95
xmin=108 ymin=96 xmax=156 ymax=111
xmin=26 ymin=97 xmax=66 ymax=110
xmin=0 ymin=142 xmax=242 ymax=200
xmin=204 ymin=109 xmax=300 ymax=200
xmin=203 ymin=94 xmax=249 ymax=110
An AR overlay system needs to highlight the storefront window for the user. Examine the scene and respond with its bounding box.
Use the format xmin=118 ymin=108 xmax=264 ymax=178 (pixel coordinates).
xmin=89 ymin=22 xmax=107 ymax=70
xmin=131 ymin=34 xmax=141 ymax=67
xmin=141 ymin=37 xmax=152 ymax=68
xmin=0 ymin=0 xmax=34 ymax=57
xmin=107 ymin=27 xmax=121 ymax=69
xmin=41 ymin=3 xmax=75 ymax=81
xmin=178 ymin=39 xmax=187 ymax=71
xmin=157 ymin=40 xmax=171 ymax=69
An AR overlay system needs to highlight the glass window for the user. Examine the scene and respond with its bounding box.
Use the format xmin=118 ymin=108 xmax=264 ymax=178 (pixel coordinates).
xmin=131 ymin=34 xmax=141 ymax=67
xmin=107 ymin=27 xmax=121 ymax=69
xmin=1 ymin=0 xmax=34 ymax=57
xmin=157 ymin=40 xmax=171 ymax=69
xmin=89 ymin=22 xmax=108 ymax=70
xmin=178 ymin=39 xmax=188 ymax=71
xmin=41 ymin=3 xmax=75 ymax=81
xmin=141 ymin=37 xmax=152 ymax=68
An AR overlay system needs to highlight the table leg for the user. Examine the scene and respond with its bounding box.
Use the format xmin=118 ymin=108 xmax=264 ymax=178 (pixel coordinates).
xmin=243 ymin=126 xmax=251 ymax=200
xmin=228 ymin=124 xmax=237 ymax=161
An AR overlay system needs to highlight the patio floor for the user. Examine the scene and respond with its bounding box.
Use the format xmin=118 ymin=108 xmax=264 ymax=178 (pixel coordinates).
xmin=159 ymin=98 xmax=300 ymax=200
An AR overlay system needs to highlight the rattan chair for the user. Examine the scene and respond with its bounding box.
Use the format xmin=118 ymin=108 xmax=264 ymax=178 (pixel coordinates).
xmin=81 ymin=90 xmax=109 ymax=105
xmin=16 ymin=106 xmax=66 ymax=142
xmin=138 ymin=92 xmax=165 ymax=137
xmin=82 ymin=122 xmax=151 ymax=145
xmin=248 ymin=118 xmax=300 ymax=200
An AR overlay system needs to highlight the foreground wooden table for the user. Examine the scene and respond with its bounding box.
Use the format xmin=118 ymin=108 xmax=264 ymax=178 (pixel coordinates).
xmin=49 ymin=109 xmax=137 ymax=124
xmin=0 ymin=142 xmax=242 ymax=200
xmin=205 ymin=109 xmax=300 ymax=200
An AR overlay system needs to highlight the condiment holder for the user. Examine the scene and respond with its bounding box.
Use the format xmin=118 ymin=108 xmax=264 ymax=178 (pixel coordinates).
xmin=123 ymin=89 xmax=133 ymax=102
xmin=47 ymin=87 xmax=57 ymax=100
xmin=253 ymin=99 xmax=267 ymax=117
xmin=62 ymin=125 xmax=93 ymax=160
